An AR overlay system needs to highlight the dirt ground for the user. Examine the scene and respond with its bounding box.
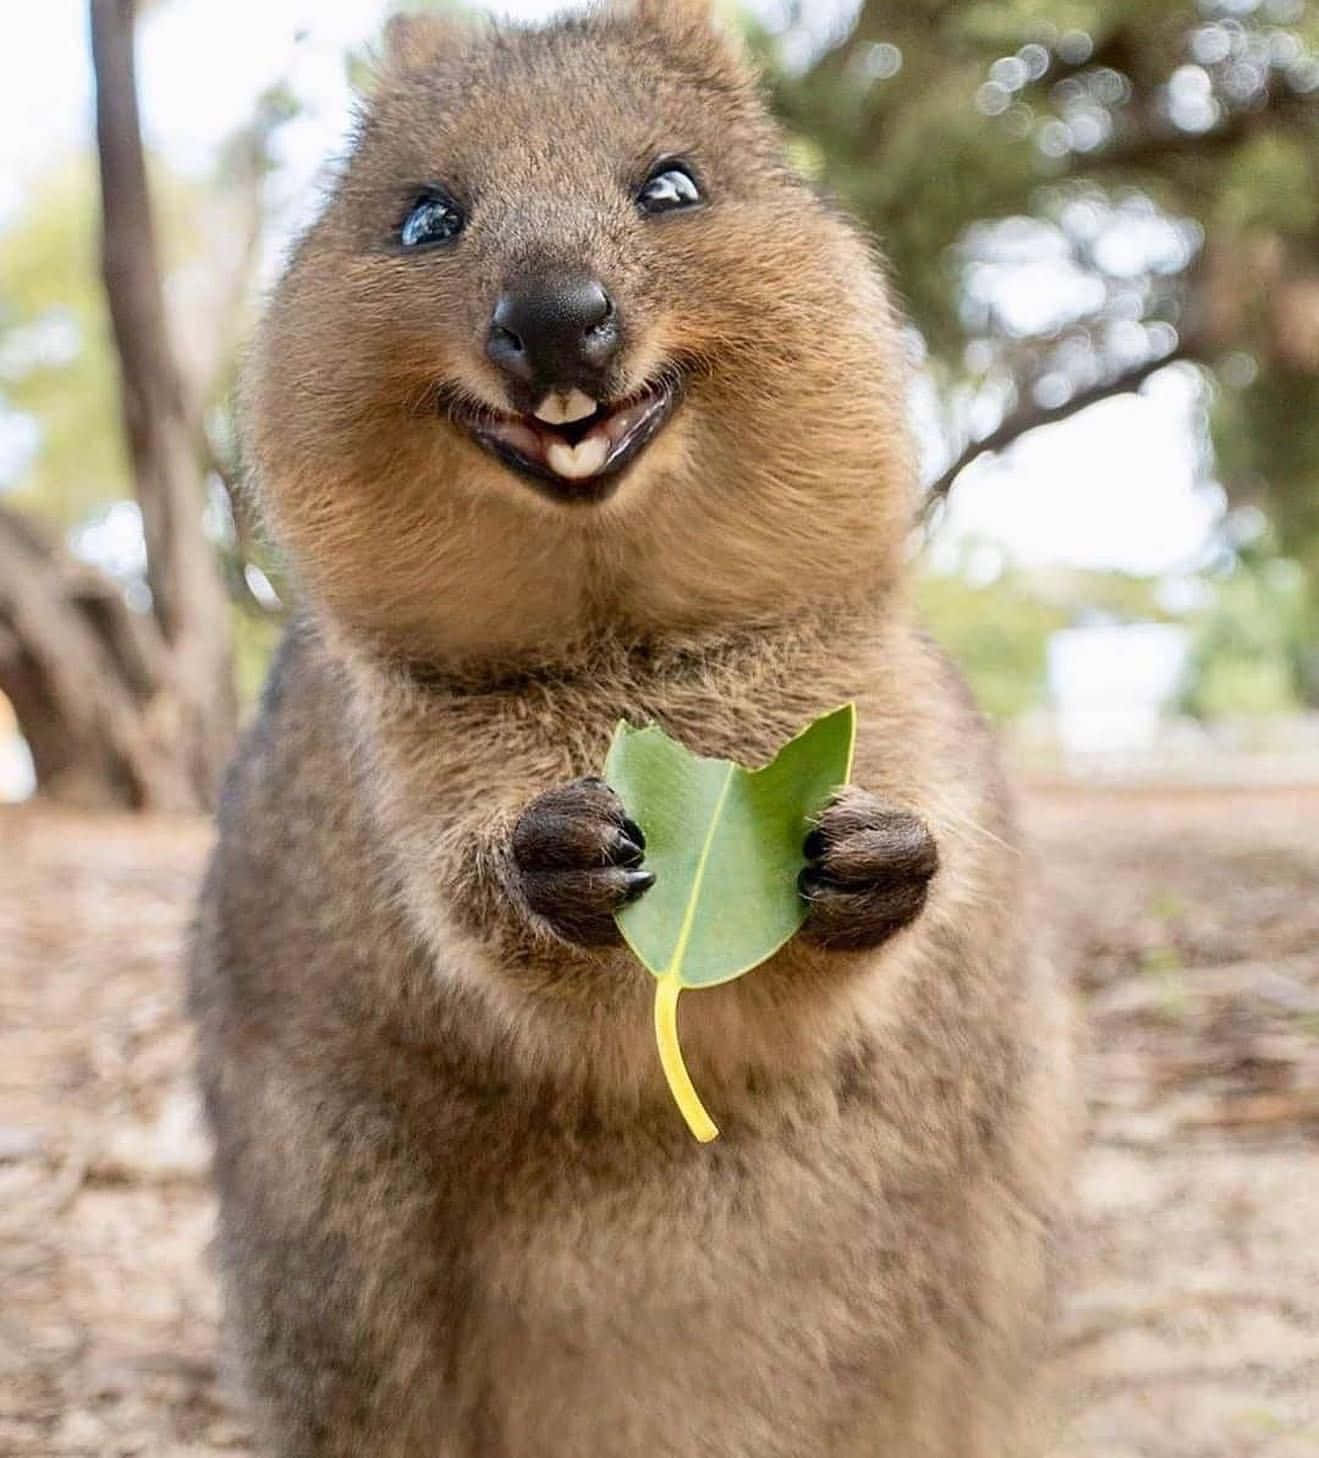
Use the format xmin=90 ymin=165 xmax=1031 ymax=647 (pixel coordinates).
xmin=2 ymin=785 xmax=1318 ymax=1457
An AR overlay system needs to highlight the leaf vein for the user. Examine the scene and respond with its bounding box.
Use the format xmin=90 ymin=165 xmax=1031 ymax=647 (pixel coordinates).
xmin=664 ymin=761 xmax=736 ymax=983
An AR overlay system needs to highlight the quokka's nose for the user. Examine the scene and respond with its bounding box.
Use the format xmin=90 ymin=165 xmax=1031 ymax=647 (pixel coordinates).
xmin=486 ymin=276 xmax=620 ymax=390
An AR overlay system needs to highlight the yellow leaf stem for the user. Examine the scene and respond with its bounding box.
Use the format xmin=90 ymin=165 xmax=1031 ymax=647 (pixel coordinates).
xmin=653 ymin=972 xmax=718 ymax=1143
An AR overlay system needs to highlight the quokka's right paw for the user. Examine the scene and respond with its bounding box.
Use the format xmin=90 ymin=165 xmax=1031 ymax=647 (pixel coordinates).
xmin=510 ymin=778 xmax=654 ymax=946
xmin=798 ymin=791 xmax=938 ymax=952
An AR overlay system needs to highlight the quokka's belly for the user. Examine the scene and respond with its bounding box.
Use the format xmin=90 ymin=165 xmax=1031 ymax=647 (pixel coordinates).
xmin=438 ymin=1120 xmax=1048 ymax=1458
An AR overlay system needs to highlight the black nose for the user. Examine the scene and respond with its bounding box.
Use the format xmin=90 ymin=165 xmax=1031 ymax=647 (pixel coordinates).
xmin=486 ymin=276 xmax=620 ymax=391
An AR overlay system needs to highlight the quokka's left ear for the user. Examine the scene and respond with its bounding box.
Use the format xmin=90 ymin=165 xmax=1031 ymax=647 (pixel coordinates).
xmin=378 ymin=9 xmax=468 ymax=75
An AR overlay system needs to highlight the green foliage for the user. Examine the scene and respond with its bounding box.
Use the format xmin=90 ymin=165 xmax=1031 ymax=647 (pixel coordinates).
xmin=918 ymin=568 xmax=1069 ymax=719
xmin=1189 ymin=654 xmax=1299 ymax=718
xmin=1214 ymin=368 xmax=1319 ymax=562
xmin=0 ymin=155 xmax=208 ymax=529
xmin=1217 ymin=134 xmax=1319 ymax=238
xmin=768 ymin=4 xmax=1043 ymax=351
xmin=1180 ymin=552 xmax=1311 ymax=718
xmin=1211 ymin=370 xmax=1319 ymax=702
xmin=771 ymin=0 xmax=1319 ymax=668
xmin=0 ymin=161 xmax=128 ymax=525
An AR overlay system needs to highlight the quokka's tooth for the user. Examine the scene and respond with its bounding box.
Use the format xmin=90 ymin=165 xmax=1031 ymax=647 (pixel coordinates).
xmin=534 ymin=389 xmax=598 ymax=426
xmin=546 ymin=435 xmax=609 ymax=480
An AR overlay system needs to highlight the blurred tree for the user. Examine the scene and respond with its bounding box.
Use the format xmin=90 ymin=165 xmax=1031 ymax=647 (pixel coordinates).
xmin=1181 ymin=527 xmax=1311 ymax=715
xmin=0 ymin=0 xmax=271 ymax=809
xmin=91 ymin=0 xmax=236 ymax=802
xmin=769 ymin=0 xmax=1319 ymax=606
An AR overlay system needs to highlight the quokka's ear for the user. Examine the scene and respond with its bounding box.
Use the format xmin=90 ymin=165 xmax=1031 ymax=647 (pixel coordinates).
xmin=379 ymin=10 xmax=466 ymax=74
xmin=610 ymin=0 xmax=749 ymax=72
xmin=630 ymin=0 xmax=716 ymax=24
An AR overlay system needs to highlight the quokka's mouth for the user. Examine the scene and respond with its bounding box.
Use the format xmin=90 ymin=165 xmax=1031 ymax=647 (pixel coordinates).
xmin=448 ymin=378 xmax=680 ymax=504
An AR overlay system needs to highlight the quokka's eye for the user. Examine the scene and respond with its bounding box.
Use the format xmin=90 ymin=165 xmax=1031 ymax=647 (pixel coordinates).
xmin=637 ymin=162 xmax=702 ymax=215
xmin=399 ymin=191 xmax=465 ymax=248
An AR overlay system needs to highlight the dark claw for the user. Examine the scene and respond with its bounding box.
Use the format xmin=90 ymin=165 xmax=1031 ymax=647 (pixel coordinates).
xmin=510 ymin=779 xmax=653 ymax=947
xmin=798 ymin=865 xmax=842 ymax=897
xmin=621 ymin=868 xmax=655 ymax=902
xmin=609 ymin=827 xmax=646 ymax=868
xmin=798 ymin=795 xmax=938 ymax=952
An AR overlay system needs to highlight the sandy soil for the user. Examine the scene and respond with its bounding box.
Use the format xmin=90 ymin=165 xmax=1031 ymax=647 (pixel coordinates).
xmin=2 ymin=786 xmax=1317 ymax=1456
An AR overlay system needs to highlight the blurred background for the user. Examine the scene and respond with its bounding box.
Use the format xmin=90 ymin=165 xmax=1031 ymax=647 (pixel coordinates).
xmin=3 ymin=0 xmax=1319 ymax=804
xmin=2 ymin=2 xmax=1318 ymax=1455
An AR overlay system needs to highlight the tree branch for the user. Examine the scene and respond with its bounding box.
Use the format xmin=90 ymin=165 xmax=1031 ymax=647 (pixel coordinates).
xmin=90 ymin=0 xmax=235 ymax=802
xmin=921 ymin=345 xmax=1203 ymax=517
xmin=0 ymin=505 xmax=193 ymax=810
xmin=92 ymin=0 xmax=198 ymax=645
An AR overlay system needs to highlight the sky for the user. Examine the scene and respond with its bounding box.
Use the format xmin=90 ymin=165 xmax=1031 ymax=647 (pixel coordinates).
xmin=0 ymin=0 xmax=1221 ymax=580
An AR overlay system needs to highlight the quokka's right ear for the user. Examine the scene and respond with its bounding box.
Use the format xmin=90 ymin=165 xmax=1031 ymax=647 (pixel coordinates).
xmin=379 ymin=10 xmax=466 ymax=73
xmin=609 ymin=0 xmax=749 ymax=73
xmin=629 ymin=0 xmax=716 ymax=23
xmin=621 ymin=0 xmax=737 ymax=34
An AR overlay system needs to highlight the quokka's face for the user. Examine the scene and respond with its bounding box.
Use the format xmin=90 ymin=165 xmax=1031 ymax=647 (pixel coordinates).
xmin=264 ymin=2 xmax=844 ymax=512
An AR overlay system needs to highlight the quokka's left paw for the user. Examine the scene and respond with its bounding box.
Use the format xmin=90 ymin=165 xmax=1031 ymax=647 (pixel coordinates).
xmin=798 ymin=791 xmax=938 ymax=952
xmin=510 ymin=777 xmax=653 ymax=948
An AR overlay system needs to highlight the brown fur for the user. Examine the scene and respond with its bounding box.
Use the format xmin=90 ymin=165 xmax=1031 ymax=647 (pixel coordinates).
xmin=191 ymin=4 xmax=1076 ymax=1454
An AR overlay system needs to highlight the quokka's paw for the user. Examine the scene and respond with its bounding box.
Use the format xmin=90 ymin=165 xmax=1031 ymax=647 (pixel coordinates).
xmin=511 ymin=778 xmax=654 ymax=947
xmin=798 ymin=791 xmax=938 ymax=952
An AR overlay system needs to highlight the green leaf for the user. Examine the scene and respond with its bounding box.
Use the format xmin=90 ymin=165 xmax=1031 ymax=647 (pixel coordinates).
xmin=606 ymin=704 xmax=857 ymax=986
xmin=604 ymin=704 xmax=856 ymax=1141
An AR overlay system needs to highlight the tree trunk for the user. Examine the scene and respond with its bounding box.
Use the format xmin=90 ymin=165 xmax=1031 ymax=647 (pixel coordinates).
xmin=89 ymin=0 xmax=236 ymax=806
xmin=0 ymin=507 xmax=196 ymax=811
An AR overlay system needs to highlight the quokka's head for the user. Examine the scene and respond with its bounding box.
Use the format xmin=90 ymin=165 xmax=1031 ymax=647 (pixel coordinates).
xmin=250 ymin=0 xmax=915 ymax=663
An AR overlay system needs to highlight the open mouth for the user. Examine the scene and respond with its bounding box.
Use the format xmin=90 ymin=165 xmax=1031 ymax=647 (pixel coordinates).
xmin=450 ymin=379 xmax=680 ymax=503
